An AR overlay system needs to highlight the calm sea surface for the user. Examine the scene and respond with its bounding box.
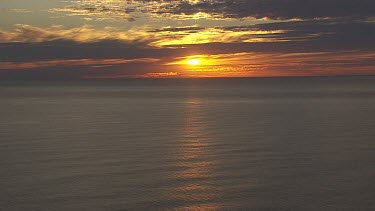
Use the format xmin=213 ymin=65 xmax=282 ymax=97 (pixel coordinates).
xmin=1 ymin=76 xmax=375 ymax=210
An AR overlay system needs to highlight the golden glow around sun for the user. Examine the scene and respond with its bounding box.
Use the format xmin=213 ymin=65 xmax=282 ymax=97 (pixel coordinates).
xmin=187 ymin=59 xmax=200 ymax=65
xmin=168 ymin=55 xmax=216 ymax=68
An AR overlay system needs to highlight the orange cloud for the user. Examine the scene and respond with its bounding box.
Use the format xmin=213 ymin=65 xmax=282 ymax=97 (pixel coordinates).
xmin=136 ymin=72 xmax=180 ymax=78
xmin=0 ymin=58 xmax=159 ymax=70
xmin=168 ymin=51 xmax=375 ymax=77
xmin=0 ymin=24 xmax=157 ymax=43
xmin=0 ymin=24 xmax=288 ymax=48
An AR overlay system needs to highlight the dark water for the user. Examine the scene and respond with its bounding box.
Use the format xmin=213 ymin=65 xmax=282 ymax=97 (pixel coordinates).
xmin=1 ymin=76 xmax=375 ymax=211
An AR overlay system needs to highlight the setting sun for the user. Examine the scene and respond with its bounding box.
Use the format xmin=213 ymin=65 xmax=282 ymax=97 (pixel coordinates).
xmin=187 ymin=59 xmax=200 ymax=66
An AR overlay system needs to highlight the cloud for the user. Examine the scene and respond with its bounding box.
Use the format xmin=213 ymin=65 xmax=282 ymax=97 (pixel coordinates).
xmin=1 ymin=8 xmax=374 ymax=79
xmin=132 ymin=0 xmax=375 ymax=20
xmin=49 ymin=5 xmax=135 ymax=22
xmin=176 ymin=51 xmax=375 ymax=77
xmin=1 ymin=19 xmax=374 ymax=65
xmin=148 ymin=26 xmax=205 ymax=33
xmin=0 ymin=24 xmax=156 ymax=44
xmin=134 ymin=72 xmax=180 ymax=78
xmin=152 ymin=27 xmax=286 ymax=46
xmin=165 ymin=19 xmax=375 ymax=53
xmin=1 ymin=49 xmax=374 ymax=79
xmin=53 ymin=0 xmax=375 ymax=21
xmin=0 ymin=39 xmax=186 ymax=63
xmin=0 ymin=24 xmax=288 ymax=47
xmin=0 ymin=58 xmax=159 ymax=70
xmin=0 ymin=7 xmax=33 ymax=13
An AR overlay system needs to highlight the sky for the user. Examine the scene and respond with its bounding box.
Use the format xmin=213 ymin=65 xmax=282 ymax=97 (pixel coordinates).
xmin=0 ymin=0 xmax=374 ymax=79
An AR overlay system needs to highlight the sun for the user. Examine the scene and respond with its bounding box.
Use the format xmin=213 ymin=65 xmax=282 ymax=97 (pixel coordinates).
xmin=187 ymin=59 xmax=200 ymax=66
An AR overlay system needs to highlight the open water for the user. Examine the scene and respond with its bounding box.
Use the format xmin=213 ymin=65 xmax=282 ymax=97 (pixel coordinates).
xmin=1 ymin=76 xmax=374 ymax=210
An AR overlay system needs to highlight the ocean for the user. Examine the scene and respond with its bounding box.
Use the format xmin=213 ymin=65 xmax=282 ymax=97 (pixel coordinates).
xmin=1 ymin=76 xmax=374 ymax=210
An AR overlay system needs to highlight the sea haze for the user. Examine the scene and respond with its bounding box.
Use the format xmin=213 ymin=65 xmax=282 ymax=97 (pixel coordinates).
xmin=1 ymin=76 xmax=375 ymax=210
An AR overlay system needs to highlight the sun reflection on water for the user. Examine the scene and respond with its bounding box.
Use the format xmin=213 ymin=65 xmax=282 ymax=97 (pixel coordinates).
xmin=167 ymin=97 xmax=221 ymax=210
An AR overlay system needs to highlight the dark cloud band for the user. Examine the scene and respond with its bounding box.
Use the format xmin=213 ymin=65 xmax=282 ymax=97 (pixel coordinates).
xmin=128 ymin=0 xmax=375 ymax=20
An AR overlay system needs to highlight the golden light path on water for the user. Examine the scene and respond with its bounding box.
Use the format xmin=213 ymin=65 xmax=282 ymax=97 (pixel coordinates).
xmin=166 ymin=96 xmax=221 ymax=210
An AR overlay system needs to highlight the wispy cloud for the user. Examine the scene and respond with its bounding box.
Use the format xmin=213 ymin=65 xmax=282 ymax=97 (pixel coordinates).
xmin=49 ymin=2 xmax=136 ymax=22
xmin=0 ymin=24 xmax=155 ymax=43
xmin=0 ymin=50 xmax=373 ymax=79
xmin=56 ymin=0 xmax=375 ymax=21
xmin=0 ymin=58 xmax=159 ymax=70
xmin=0 ymin=24 xmax=288 ymax=47
xmin=169 ymin=51 xmax=375 ymax=76
xmin=125 ymin=0 xmax=375 ymax=20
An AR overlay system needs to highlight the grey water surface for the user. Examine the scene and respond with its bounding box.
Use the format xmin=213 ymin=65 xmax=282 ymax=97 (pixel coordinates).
xmin=1 ymin=76 xmax=375 ymax=210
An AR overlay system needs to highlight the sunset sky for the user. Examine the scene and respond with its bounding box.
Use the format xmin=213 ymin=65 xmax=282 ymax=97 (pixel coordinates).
xmin=1 ymin=0 xmax=374 ymax=79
